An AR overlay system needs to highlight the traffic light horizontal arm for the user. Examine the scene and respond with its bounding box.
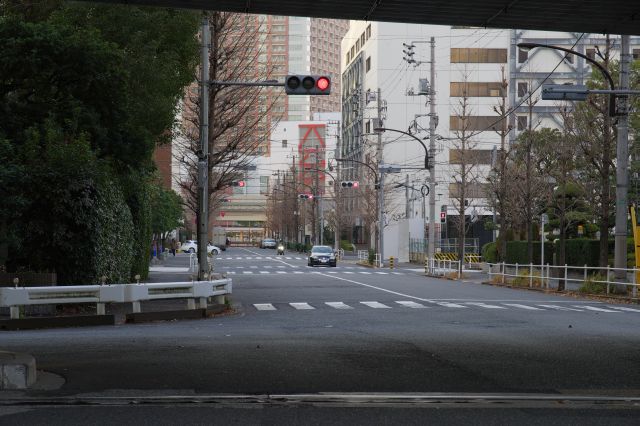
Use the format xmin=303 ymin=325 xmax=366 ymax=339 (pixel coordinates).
xmin=210 ymin=79 xmax=284 ymax=87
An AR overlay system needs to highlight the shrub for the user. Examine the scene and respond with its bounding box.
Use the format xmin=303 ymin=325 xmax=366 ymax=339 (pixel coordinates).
xmin=578 ymin=273 xmax=607 ymax=294
xmin=368 ymin=249 xmax=375 ymax=265
xmin=340 ymin=240 xmax=353 ymax=251
xmin=481 ymin=242 xmax=497 ymax=263
xmin=510 ymin=270 xmax=543 ymax=288
xmin=505 ymin=241 xmax=554 ymax=265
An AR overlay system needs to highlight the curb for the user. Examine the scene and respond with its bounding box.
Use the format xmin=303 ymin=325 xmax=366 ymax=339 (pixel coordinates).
xmin=0 ymin=315 xmax=116 ymax=331
xmin=480 ymin=281 xmax=640 ymax=304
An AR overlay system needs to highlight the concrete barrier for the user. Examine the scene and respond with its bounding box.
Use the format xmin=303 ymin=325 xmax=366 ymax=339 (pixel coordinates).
xmin=0 ymin=351 xmax=36 ymax=389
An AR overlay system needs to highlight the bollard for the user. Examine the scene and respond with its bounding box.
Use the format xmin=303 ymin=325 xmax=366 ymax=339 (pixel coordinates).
xmin=390 ymin=257 xmax=395 ymax=270
xmin=425 ymin=258 xmax=428 ymax=275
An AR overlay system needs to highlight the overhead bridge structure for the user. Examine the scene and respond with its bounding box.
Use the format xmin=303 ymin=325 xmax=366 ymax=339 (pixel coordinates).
xmin=89 ymin=1 xmax=639 ymax=35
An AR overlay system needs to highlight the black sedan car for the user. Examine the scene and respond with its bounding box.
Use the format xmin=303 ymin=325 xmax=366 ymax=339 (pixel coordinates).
xmin=308 ymin=245 xmax=337 ymax=267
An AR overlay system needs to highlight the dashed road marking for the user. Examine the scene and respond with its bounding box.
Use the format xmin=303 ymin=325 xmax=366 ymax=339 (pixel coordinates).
xmin=607 ymin=306 xmax=640 ymax=313
xmin=276 ymin=271 xmax=287 ymax=274
xmin=502 ymin=303 xmax=545 ymax=311
xmin=360 ymin=301 xmax=391 ymax=309
xmin=259 ymin=271 xmax=269 ymax=274
xmin=537 ymin=304 xmax=584 ymax=312
xmin=242 ymin=271 xmax=253 ymax=275
xmin=375 ymin=272 xmax=389 ymax=275
xmin=326 ymin=302 xmax=353 ymax=309
xmin=465 ymin=302 xmax=508 ymax=309
xmin=436 ymin=302 xmax=467 ymax=308
xmin=577 ymin=305 xmax=622 ymax=313
xmin=396 ymin=301 xmax=428 ymax=309
xmin=254 ymin=303 xmax=276 ymax=311
xmin=290 ymin=302 xmax=314 ymax=310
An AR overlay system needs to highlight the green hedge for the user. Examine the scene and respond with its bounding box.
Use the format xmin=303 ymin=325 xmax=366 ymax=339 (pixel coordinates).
xmin=505 ymin=241 xmax=555 ymax=265
xmin=564 ymin=239 xmax=614 ymax=267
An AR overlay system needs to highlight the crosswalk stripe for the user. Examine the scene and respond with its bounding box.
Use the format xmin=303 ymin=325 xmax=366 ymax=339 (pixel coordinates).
xmin=285 ymin=257 xmax=292 ymax=260
xmin=343 ymin=271 xmax=354 ymax=274
xmin=466 ymin=302 xmax=507 ymax=309
xmin=259 ymin=271 xmax=269 ymax=274
xmin=375 ymin=272 xmax=389 ymax=275
xmin=502 ymin=303 xmax=545 ymax=311
xmin=360 ymin=301 xmax=391 ymax=309
xmin=436 ymin=302 xmax=467 ymax=308
xmin=325 ymin=302 xmax=353 ymax=309
xmin=254 ymin=303 xmax=276 ymax=311
xmin=295 ymin=257 xmax=303 ymax=260
xmin=358 ymin=272 xmax=372 ymax=275
xmin=242 ymin=271 xmax=253 ymax=274
xmin=327 ymin=271 xmax=338 ymax=274
xmin=391 ymin=272 xmax=405 ymax=275
xmin=290 ymin=302 xmax=314 ymax=310
xmin=255 ymin=257 xmax=262 ymax=259
xmin=577 ymin=305 xmax=622 ymax=313
xmin=293 ymin=271 xmax=304 ymax=274
xmin=606 ymin=305 xmax=640 ymax=312
xmin=396 ymin=301 xmax=428 ymax=309
xmin=537 ymin=304 xmax=583 ymax=311
xmin=227 ymin=271 xmax=236 ymax=275
xmin=276 ymin=271 xmax=287 ymax=274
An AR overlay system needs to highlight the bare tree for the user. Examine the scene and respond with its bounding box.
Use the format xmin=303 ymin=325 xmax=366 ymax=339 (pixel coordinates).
xmin=449 ymin=78 xmax=483 ymax=270
xmin=174 ymin=12 xmax=282 ymax=229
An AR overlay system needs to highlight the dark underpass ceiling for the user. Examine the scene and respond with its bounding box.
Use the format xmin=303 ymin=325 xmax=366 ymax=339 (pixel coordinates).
xmin=86 ymin=0 xmax=639 ymax=35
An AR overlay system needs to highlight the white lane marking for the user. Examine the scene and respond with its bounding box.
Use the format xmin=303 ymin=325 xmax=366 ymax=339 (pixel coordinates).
xmin=358 ymin=272 xmax=372 ymax=275
xmin=375 ymin=272 xmax=389 ymax=275
xmin=360 ymin=301 xmax=391 ymax=309
xmin=236 ymin=266 xmax=245 ymax=269
xmin=436 ymin=302 xmax=467 ymax=308
xmin=327 ymin=271 xmax=338 ymax=274
xmin=314 ymin=272 xmax=439 ymax=304
xmin=295 ymin=257 xmax=303 ymax=260
xmin=577 ymin=305 xmax=622 ymax=313
xmin=276 ymin=271 xmax=287 ymax=274
xmin=343 ymin=272 xmax=355 ymax=274
xmin=242 ymin=271 xmax=253 ymax=275
xmin=466 ymin=302 xmax=508 ymax=309
xmin=396 ymin=301 xmax=428 ymax=309
xmin=259 ymin=271 xmax=270 ymax=274
xmin=250 ymin=266 xmax=258 ymax=268
xmin=537 ymin=304 xmax=584 ymax=312
xmin=293 ymin=271 xmax=304 ymax=274
xmin=607 ymin=305 xmax=640 ymax=312
xmin=326 ymin=302 xmax=353 ymax=310
xmin=344 ymin=267 xmax=354 ymax=269
xmin=255 ymin=257 xmax=262 ymax=260
xmin=502 ymin=303 xmax=545 ymax=311
xmin=236 ymin=257 xmax=243 ymax=260
xmin=277 ymin=265 xmax=285 ymax=268
xmin=290 ymin=302 xmax=314 ymax=310
xmin=254 ymin=303 xmax=276 ymax=311
xmin=264 ymin=266 xmax=273 ymax=269
xmin=391 ymin=272 xmax=405 ymax=275
xmin=285 ymin=257 xmax=292 ymax=260
xmin=226 ymin=271 xmax=236 ymax=275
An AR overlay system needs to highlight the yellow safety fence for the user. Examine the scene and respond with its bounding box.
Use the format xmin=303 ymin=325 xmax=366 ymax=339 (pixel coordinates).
xmin=433 ymin=252 xmax=482 ymax=263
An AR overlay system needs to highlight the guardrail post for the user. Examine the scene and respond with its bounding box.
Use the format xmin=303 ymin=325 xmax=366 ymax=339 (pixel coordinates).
xmin=502 ymin=262 xmax=506 ymax=284
xmin=10 ymin=306 xmax=20 ymax=319
xmin=97 ymin=303 xmax=105 ymax=316
xmin=545 ymin=264 xmax=550 ymax=289
xmin=584 ymin=264 xmax=588 ymax=285
xmin=515 ymin=263 xmax=519 ymax=279
xmin=529 ymin=263 xmax=533 ymax=288
xmin=633 ymin=268 xmax=638 ymax=298
xmin=132 ymin=301 xmax=141 ymax=313
xmin=606 ymin=265 xmax=610 ymax=295
xmin=564 ymin=264 xmax=568 ymax=291
xmin=198 ymin=297 xmax=207 ymax=309
xmin=187 ymin=298 xmax=196 ymax=310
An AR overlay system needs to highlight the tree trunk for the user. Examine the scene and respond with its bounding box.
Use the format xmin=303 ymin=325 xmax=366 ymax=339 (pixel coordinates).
xmin=599 ymin=117 xmax=612 ymax=267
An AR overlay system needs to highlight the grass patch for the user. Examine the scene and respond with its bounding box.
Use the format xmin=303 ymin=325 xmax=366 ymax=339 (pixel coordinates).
xmin=578 ymin=273 xmax=607 ymax=294
xmin=510 ymin=270 xmax=543 ymax=288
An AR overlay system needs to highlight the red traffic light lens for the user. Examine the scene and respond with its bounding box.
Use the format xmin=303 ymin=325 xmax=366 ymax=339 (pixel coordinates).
xmin=352 ymin=181 xmax=359 ymax=188
xmin=316 ymin=77 xmax=330 ymax=91
xmin=238 ymin=181 xmax=245 ymax=187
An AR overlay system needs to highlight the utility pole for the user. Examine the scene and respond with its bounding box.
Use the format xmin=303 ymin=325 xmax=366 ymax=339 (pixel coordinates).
xmin=427 ymin=37 xmax=437 ymax=265
xmin=405 ymin=175 xmax=410 ymax=219
xmin=377 ymin=87 xmax=385 ymax=267
xmin=315 ymin=144 xmax=321 ymax=245
xmin=292 ymin=154 xmax=299 ymax=245
xmin=615 ymin=34 xmax=630 ymax=286
xmin=197 ymin=15 xmax=210 ymax=280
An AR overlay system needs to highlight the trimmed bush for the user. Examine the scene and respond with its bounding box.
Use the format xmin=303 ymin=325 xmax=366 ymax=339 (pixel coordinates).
xmin=564 ymin=239 xmax=614 ymax=267
xmin=481 ymin=242 xmax=497 ymax=263
xmin=368 ymin=249 xmax=375 ymax=265
xmin=505 ymin=241 xmax=554 ymax=265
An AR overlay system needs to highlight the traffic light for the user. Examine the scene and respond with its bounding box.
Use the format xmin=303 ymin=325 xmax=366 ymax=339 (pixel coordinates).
xmin=440 ymin=212 xmax=447 ymax=224
xmin=285 ymin=75 xmax=331 ymax=95
xmin=298 ymin=193 xmax=314 ymax=199
xmin=231 ymin=181 xmax=245 ymax=187
xmin=340 ymin=181 xmax=359 ymax=188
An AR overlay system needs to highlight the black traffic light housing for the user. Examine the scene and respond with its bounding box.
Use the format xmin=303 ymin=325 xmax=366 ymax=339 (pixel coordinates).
xmin=230 ymin=181 xmax=246 ymax=187
xmin=340 ymin=181 xmax=359 ymax=188
xmin=285 ymin=75 xmax=331 ymax=95
xmin=298 ymin=193 xmax=314 ymax=199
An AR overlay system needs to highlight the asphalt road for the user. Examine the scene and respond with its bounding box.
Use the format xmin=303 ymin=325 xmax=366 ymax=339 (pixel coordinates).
xmin=2 ymin=247 xmax=640 ymax=424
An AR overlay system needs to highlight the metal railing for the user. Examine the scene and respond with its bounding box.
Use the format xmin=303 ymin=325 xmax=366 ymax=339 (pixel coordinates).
xmin=424 ymin=257 xmax=462 ymax=277
xmin=357 ymin=250 xmax=369 ymax=262
xmin=0 ymin=279 xmax=232 ymax=319
xmin=487 ymin=262 xmax=640 ymax=297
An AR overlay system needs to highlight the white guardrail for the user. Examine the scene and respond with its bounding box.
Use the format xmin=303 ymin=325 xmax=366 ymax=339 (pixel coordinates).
xmin=424 ymin=258 xmax=462 ymax=276
xmin=0 ymin=279 xmax=232 ymax=319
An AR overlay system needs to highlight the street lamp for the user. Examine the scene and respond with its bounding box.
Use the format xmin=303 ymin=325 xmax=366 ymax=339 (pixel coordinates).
xmin=373 ymin=127 xmax=431 ymax=169
xmin=305 ymin=167 xmax=339 ymax=250
xmin=517 ymin=40 xmax=631 ymax=286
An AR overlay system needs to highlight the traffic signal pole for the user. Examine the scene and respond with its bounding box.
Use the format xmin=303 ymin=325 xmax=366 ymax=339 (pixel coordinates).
xmin=377 ymin=88 xmax=385 ymax=268
xmin=197 ymin=15 xmax=210 ymax=280
xmin=428 ymin=37 xmax=437 ymax=265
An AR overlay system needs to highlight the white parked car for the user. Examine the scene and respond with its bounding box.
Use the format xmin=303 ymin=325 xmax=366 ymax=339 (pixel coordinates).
xmin=180 ymin=240 xmax=220 ymax=255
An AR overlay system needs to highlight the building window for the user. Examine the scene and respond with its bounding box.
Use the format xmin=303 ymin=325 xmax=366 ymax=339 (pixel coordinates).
xmin=450 ymin=48 xmax=508 ymax=63
xmin=366 ymin=56 xmax=371 ymax=72
xmin=282 ymin=139 xmax=287 ymax=148
xmin=586 ymin=48 xmax=596 ymax=60
xmin=518 ymin=48 xmax=528 ymax=64
xmin=360 ymin=32 xmax=365 ymax=45
xmin=260 ymin=176 xmax=269 ymax=195
xmin=366 ymin=24 xmax=371 ymax=39
xmin=517 ymin=82 xmax=528 ymax=97
xmin=450 ymin=82 xmax=503 ymax=97
xmin=365 ymin=120 xmax=371 ymax=134
xmin=517 ymin=116 xmax=528 ymax=131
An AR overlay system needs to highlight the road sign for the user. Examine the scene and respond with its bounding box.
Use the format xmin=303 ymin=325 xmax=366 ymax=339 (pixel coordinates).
xmin=541 ymin=84 xmax=588 ymax=101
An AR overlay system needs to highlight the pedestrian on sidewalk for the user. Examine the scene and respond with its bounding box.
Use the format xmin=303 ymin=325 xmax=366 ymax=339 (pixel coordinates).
xmin=170 ymin=238 xmax=177 ymax=256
